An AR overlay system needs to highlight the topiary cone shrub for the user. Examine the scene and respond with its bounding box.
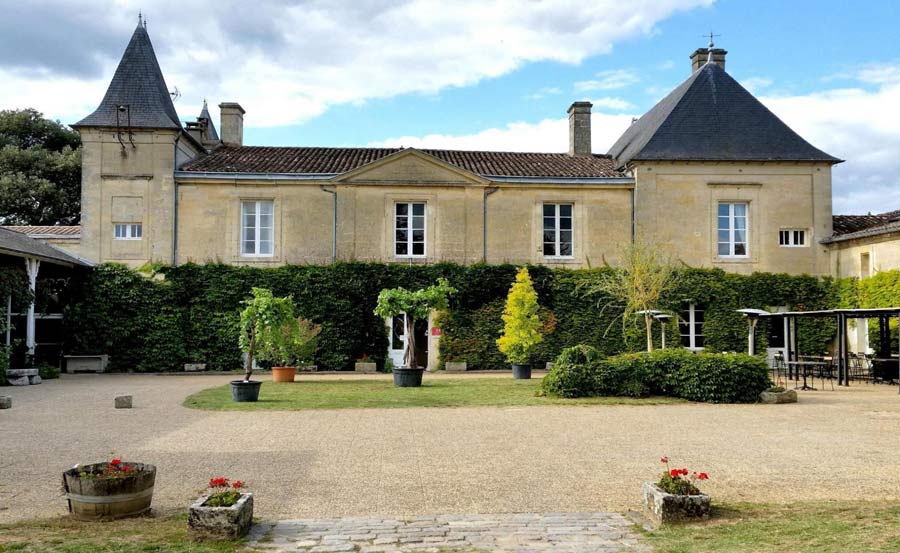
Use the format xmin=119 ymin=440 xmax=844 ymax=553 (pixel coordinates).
xmin=496 ymin=267 xmax=543 ymax=365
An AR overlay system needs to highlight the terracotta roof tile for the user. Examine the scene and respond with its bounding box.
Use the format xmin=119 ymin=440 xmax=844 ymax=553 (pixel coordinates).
xmin=180 ymin=147 xmax=627 ymax=179
xmin=2 ymin=226 xmax=81 ymax=236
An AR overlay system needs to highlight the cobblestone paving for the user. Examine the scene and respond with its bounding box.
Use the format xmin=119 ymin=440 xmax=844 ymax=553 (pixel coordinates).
xmin=248 ymin=512 xmax=649 ymax=552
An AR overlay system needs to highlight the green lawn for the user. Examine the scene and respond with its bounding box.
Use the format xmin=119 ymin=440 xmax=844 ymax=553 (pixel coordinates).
xmin=183 ymin=377 xmax=682 ymax=411
xmin=644 ymin=501 xmax=900 ymax=553
xmin=0 ymin=513 xmax=243 ymax=553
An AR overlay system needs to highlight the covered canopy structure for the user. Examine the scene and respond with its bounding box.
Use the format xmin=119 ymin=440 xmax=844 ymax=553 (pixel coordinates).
xmin=751 ymin=307 xmax=900 ymax=386
xmin=0 ymin=227 xmax=91 ymax=361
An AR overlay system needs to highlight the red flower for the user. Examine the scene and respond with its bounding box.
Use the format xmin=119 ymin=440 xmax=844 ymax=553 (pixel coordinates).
xmin=698 ymin=473 xmax=709 ymax=480
xmin=670 ymin=469 xmax=679 ymax=478
xmin=121 ymin=465 xmax=133 ymax=473
xmin=110 ymin=458 xmax=122 ymax=466
xmin=680 ymin=468 xmax=689 ymax=476
xmin=232 ymin=480 xmax=245 ymax=489
xmin=209 ymin=477 xmax=229 ymax=488
xmin=660 ymin=457 xmax=668 ymax=464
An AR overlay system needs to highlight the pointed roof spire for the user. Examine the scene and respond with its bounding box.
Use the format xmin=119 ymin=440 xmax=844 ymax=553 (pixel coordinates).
xmin=73 ymin=20 xmax=180 ymax=129
xmin=198 ymin=99 xmax=219 ymax=142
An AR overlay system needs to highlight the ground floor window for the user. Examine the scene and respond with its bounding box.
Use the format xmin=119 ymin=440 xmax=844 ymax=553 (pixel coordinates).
xmin=241 ymin=200 xmax=274 ymax=256
xmin=679 ymin=303 xmax=705 ymax=350
xmin=543 ymin=203 xmax=573 ymax=258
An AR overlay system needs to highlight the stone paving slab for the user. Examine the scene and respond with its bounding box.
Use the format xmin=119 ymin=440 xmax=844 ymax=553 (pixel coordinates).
xmin=248 ymin=512 xmax=649 ymax=552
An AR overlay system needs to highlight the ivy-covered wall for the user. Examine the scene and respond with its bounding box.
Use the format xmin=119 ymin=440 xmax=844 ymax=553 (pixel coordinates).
xmin=62 ymin=262 xmax=853 ymax=373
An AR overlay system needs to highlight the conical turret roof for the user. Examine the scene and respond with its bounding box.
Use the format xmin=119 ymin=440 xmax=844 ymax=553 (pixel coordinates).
xmin=74 ymin=21 xmax=180 ymax=129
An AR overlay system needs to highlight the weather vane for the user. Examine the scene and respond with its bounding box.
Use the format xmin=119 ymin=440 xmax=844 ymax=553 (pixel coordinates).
xmin=704 ymin=31 xmax=721 ymax=49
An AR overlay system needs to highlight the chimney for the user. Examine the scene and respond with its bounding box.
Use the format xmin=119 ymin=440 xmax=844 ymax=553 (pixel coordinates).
xmin=567 ymin=101 xmax=592 ymax=157
xmin=219 ymin=102 xmax=245 ymax=146
xmin=690 ymin=47 xmax=727 ymax=73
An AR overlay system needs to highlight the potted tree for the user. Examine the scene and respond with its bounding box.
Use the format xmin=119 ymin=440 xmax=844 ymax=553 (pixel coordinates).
xmin=234 ymin=288 xmax=295 ymax=401
xmin=262 ymin=316 xmax=321 ymax=383
xmin=497 ymin=267 xmax=543 ymax=379
xmin=374 ymin=278 xmax=455 ymax=387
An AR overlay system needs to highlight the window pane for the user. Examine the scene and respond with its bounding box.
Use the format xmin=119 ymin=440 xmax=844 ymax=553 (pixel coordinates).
xmin=734 ymin=203 xmax=747 ymax=217
xmin=132 ymin=224 xmax=142 ymax=238
xmin=245 ymin=227 xmax=256 ymax=242
xmin=258 ymin=240 xmax=273 ymax=255
xmin=543 ymin=231 xmax=555 ymax=243
xmin=114 ymin=225 xmax=124 ymax=238
xmin=259 ymin=226 xmax=272 ymax=243
xmin=259 ymin=201 xmax=273 ymax=215
xmin=412 ymin=216 xmax=424 ymax=230
xmin=396 ymin=242 xmax=408 ymax=255
xmin=259 ymin=214 xmax=272 ymax=228
xmin=412 ymin=203 xmax=425 ymax=216
xmin=695 ymin=335 xmax=705 ymax=348
xmin=795 ymin=231 xmax=804 ymax=245
xmin=734 ymin=229 xmax=746 ymax=243
xmin=543 ymin=243 xmax=556 ymax=256
xmin=395 ymin=216 xmax=408 ymax=230
xmin=559 ymin=241 xmax=572 ymax=256
xmin=718 ymin=216 xmax=729 ymax=231
xmin=392 ymin=316 xmax=405 ymax=349
xmin=241 ymin=201 xmax=254 ymax=216
xmin=718 ymin=243 xmax=730 ymax=256
xmin=412 ymin=242 xmax=424 ymax=256
xmin=779 ymin=231 xmax=788 ymax=245
xmin=543 ymin=217 xmax=556 ymax=230
xmin=718 ymin=203 xmax=729 ymax=217
xmin=395 ymin=230 xmax=408 ymax=242
xmin=543 ymin=204 xmax=555 ymax=217
xmin=396 ymin=203 xmax=408 ymax=216
xmin=734 ymin=243 xmax=747 ymax=256
xmin=559 ymin=204 xmax=572 ymax=217
xmin=559 ymin=230 xmax=572 ymax=246
xmin=242 ymin=240 xmax=255 ymax=254
xmin=560 ymin=217 xmax=572 ymax=230
xmin=718 ymin=230 xmax=730 ymax=243
xmin=734 ymin=217 xmax=746 ymax=230
xmin=412 ymin=229 xmax=424 ymax=242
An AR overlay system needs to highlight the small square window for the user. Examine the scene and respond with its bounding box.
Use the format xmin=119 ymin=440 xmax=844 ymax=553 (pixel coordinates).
xmin=113 ymin=223 xmax=142 ymax=240
xmin=779 ymin=229 xmax=807 ymax=247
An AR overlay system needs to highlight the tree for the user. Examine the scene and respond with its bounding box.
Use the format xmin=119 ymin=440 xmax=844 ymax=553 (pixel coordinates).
xmin=496 ymin=267 xmax=543 ymax=364
xmin=238 ymin=288 xmax=298 ymax=381
xmin=584 ymin=241 xmax=679 ymax=352
xmin=0 ymin=109 xmax=81 ymax=225
xmin=374 ymin=278 xmax=456 ymax=369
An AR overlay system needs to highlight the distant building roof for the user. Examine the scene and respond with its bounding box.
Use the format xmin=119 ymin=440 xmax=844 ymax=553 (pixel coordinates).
xmin=198 ymin=100 xmax=218 ymax=142
xmin=0 ymin=227 xmax=90 ymax=266
xmin=179 ymin=146 xmax=628 ymax=179
xmin=73 ymin=22 xmax=181 ymax=130
xmin=824 ymin=210 xmax=900 ymax=244
xmin=2 ymin=226 xmax=81 ymax=238
xmin=608 ymin=62 xmax=842 ymax=168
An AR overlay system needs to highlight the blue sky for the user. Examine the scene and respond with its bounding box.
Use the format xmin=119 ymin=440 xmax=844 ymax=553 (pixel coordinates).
xmin=1 ymin=0 xmax=898 ymax=213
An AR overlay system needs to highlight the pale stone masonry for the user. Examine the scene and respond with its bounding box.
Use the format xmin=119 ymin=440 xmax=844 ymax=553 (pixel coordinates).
xmin=249 ymin=512 xmax=650 ymax=553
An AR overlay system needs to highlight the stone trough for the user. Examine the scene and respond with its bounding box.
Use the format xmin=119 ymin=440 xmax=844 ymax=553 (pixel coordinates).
xmin=6 ymin=368 xmax=41 ymax=386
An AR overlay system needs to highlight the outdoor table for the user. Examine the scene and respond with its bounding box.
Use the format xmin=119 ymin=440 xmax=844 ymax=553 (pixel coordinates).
xmin=872 ymin=358 xmax=900 ymax=393
xmin=786 ymin=361 xmax=824 ymax=391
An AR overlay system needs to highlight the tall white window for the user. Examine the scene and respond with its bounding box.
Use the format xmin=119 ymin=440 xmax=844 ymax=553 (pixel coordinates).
xmin=395 ymin=202 xmax=426 ymax=257
xmin=679 ymin=303 xmax=705 ymax=350
xmin=717 ymin=202 xmax=748 ymax=257
xmin=779 ymin=229 xmax=806 ymax=247
xmin=113 ymin=223 xmax=142 ymax=240
xmin=241 ymin=200 xmax=274 ymax=256
xmin=543 ymin=203 xmax=573 ymax=258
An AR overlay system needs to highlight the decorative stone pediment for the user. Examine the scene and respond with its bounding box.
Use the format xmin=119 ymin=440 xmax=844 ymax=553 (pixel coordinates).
xmin=332 ymin=148 xmax=489 ymax=185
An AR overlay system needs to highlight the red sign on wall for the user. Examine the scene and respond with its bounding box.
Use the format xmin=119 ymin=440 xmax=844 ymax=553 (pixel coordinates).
xmin=431 ymin=327 xmax=442 ymax=336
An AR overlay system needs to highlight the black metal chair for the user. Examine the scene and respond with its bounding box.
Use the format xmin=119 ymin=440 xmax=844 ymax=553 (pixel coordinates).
xmin=771 ymin=352 xmax=786 ymax=386
xmin=849 ymin=353 xmax=873 ymax=384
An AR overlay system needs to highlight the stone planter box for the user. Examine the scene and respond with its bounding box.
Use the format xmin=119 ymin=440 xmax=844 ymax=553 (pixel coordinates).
xmin=188 ymin=493 xmax=254 ymax=539
xmin=445 ymin=361 xmax=467 ymax=372
xmin=643 ymin=482 xmax=710 ymax=525
xmin=759 ymin=389 xmax=798 ymax=404
xmin=355 ymin=362 xmax=377 ymax=373
xmin=298 ymin=365 xmax=317 ymax=373
xmin=184 ymin=363 xmax=206 ymax=372
xmin=0 ymin=396 xmax=11 ymax=409
xmin=65 ymin=355 xmax=109 ymax=373
xmin=6 ymin=368 xmax=39 ymax=386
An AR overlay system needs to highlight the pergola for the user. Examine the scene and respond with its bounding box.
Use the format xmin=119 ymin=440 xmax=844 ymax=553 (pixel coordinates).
xmin=741 ymin=307 xmax=900 ymax=386
xmin=0 ymin=228 xmax=91 ymax=359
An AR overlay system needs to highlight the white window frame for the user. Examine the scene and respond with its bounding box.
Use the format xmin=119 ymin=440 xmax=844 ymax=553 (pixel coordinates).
xmin=679 ymin=303 xmax=705 ymax=351
xmin=394 ymin=202 xmax=426 ymax=258
xmin=240 ymin=200 xmax=274 ymax=257
xmin=717 ymin=202 xmax=749 ymax=258
xmin=542 ymin=203 xmax=574 ymax=259
xmin=113 ymin=223 xmax=142 ymax=240
xmin=778 ymin=228 xmax=807 ymax=247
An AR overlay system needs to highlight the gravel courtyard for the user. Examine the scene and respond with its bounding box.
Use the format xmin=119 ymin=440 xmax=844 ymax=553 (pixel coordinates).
xmin=2 ymin=373 xmax=900 ymax=523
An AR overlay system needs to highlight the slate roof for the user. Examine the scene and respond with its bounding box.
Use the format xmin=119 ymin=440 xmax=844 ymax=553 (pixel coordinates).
xmin=198 ymin=100 xmax=219 ymax=141
xmin=608 ymin=62 xmax=841 ymax=168
xmin=0 ymin=227 xmax=90 ymax=266
xmin=825 ymin=210 xmax=900 ymax=244
xmin=2 ymin=226 xmax=81 ymax=237
xmin=179 ymin=147 xmax=627 ymax=178
xmin=73 ymin=22 xmax=180 ymax=129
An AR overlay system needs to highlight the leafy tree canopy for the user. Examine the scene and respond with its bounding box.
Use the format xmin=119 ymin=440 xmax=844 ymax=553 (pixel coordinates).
xmin=0 ymin=108 xmax=81 ymax=225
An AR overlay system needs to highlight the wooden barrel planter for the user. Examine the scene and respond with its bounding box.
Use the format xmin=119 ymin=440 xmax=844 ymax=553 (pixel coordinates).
xmin=62 ymin=462 xmax=156 ymax=519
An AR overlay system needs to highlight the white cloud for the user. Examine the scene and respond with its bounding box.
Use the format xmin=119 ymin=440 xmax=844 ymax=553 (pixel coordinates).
xmin=368 ymin=112 xmax=637 ymax=153
xmin=0 ymin=0 xmax=714 ymax=127
xmin=759 ymin=76 xmax=900 ymax=214
xmin=574 ymin=69 xmax=640 ymax=92
xmin=589 ymin=97 xmax=634 ymax=111
xmin=526 ymin=86 xmax=563 ymax=100
xmin=740 ymin=77 xmax=772 ymax=94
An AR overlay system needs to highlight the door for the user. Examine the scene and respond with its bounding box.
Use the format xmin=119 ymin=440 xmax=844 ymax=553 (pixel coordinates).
xmin=387 ymin=314 xmax=407 ymax=368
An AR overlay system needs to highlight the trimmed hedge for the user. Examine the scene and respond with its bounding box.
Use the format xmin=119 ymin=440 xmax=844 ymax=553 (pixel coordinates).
xmin=542 ymin=346 xmax=771 ymax=403
xmin=63 ymin=262 xmax=844 ymax=373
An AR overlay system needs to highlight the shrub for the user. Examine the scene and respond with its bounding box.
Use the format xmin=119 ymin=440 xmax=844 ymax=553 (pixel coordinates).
xmin=496 ymin=268 xmax=543 ymax=364
xmin=37 ymin=363 xmax=61 ymax=379
xmin=541 ymin=347 xmax=770 ymax=403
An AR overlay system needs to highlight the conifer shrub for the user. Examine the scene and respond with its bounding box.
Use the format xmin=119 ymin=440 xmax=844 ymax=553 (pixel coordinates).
xmin=496 ymin=268 xmax=543 ymax=364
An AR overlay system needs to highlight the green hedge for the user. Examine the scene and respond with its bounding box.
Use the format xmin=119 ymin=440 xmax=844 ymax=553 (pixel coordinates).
xmin=63 ymin=262 xmax=843 ymax=373
xmin=542 ymin=346 xmax=771 ymax=403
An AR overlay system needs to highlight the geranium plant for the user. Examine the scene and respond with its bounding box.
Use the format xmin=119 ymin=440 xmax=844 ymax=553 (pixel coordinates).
xmin=374 ymin=278 xmax=455 ymax=369
xmin=496 ymin=267 xmax=543 ymax=364
xmin=77 ymin=458 xmax=135 ymax=480
xmin=204 ymin=477 xmax=247 ymax=508
xmin=657 ymin=456 xmax=709 ymax=495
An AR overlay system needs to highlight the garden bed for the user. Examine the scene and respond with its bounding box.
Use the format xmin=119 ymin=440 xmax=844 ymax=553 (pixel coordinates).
xmin=183 ymin=377 xmax=681 ymax=410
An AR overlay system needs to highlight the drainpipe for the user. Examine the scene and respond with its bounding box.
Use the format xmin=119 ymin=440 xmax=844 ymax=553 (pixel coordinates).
xmin=482 ymin=186 xmax=499 ymax=262
xmin=630 ymin=187 xmax=635 ymax=244
xmin=172 ymin=135 xmax=180 ymax=265
xmin=320 ymin=185 xmax=337 ymax=263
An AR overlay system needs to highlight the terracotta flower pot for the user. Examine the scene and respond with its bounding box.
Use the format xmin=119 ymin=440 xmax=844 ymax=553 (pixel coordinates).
xmin=271 ymin=366 xmax=297 ymax=382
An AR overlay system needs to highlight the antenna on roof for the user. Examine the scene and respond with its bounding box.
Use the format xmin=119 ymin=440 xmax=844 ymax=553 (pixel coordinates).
xmin=170 ymin=86 xmax=181 ymax=102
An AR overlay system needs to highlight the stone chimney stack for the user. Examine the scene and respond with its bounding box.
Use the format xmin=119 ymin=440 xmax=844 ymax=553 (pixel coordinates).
xmin=690 ymin=47 xmax=727 ymax=73
xmin=567 ymin=101 xmax=592 ymax=157
xmin=219 ymin=102 xmax=245 ymax=146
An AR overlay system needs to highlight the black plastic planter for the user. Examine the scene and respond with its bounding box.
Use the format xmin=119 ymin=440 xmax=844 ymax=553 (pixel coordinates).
xmin=393 ymin=368 xmax=425 ymax=387
xmin=511 ymin=363 xmax=532 ymax=379
xmin=230 ymin=380 xmax=262 ymax=402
